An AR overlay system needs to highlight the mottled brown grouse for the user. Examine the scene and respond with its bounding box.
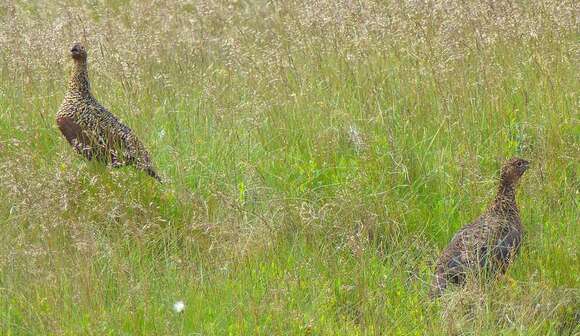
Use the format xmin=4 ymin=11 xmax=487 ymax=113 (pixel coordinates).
xmin=56 ymin=42 xmax=161 ymax=182
xmin=430 ymin=158 xmax=530 ymax=298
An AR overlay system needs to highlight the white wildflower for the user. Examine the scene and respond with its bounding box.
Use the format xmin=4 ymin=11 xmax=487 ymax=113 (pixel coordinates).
xmin=348 ymin=125 xmax=366 ymax=153
xmin=173 ymin=300 xmax=185 ymax=313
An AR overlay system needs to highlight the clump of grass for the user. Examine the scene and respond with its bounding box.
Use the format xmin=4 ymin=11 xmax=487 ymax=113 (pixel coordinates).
xmin=0 ymin=0 xmax=578 ymax=334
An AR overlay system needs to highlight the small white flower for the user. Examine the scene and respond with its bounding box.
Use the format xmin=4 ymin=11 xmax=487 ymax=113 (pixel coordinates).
xmin=173 ymin=300 xmax=185 ymax=313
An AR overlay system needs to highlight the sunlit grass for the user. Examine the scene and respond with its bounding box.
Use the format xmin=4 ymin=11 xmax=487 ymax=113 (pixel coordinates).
xmin=0 ymin=0 xmax=578 ymax=334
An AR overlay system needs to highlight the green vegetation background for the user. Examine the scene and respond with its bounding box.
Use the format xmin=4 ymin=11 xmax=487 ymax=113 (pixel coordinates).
xmin=0 ymin=1 xmax=578 ymax=335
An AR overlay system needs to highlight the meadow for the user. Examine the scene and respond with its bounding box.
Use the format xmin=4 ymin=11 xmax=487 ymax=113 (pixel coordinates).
xmin=0 ymin=1 xmax=578 ymax=334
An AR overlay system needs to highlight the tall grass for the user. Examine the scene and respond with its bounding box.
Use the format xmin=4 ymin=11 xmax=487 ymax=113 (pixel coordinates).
xmin=0 ymin=0 xmax=578 ymax=334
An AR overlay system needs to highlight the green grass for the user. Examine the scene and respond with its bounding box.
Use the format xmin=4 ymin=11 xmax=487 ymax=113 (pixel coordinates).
xmin=0 ymin=1 xmax=578 ymax=334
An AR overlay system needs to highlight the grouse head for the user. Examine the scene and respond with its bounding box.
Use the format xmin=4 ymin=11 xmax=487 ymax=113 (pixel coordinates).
xmin=70 ymin=42 xmax=87 ymax=61
xmin=500 ymin=157 xmax=530 ymax=186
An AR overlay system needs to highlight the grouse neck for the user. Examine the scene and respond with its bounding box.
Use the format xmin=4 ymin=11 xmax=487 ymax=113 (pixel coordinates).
xmin=68 ymin=59 xmax=91 ymax=96
xmin=492 ymin=181 xmax=517 ymax=213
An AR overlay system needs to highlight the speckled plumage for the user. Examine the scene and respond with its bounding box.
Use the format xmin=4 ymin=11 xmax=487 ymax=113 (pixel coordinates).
xmin=430 ymin=158 xmax=530 ymax=298
xmin=56 ymin=42 xmax=161 ymax=182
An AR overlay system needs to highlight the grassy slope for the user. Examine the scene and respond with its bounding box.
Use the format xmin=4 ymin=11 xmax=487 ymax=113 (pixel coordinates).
xmin=0 ymin=1 xmax=578 ymax=335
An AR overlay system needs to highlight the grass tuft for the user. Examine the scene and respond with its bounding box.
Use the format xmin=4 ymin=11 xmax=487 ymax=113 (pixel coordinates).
xmin=0 ymin=0 xmax=578 ymax=334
